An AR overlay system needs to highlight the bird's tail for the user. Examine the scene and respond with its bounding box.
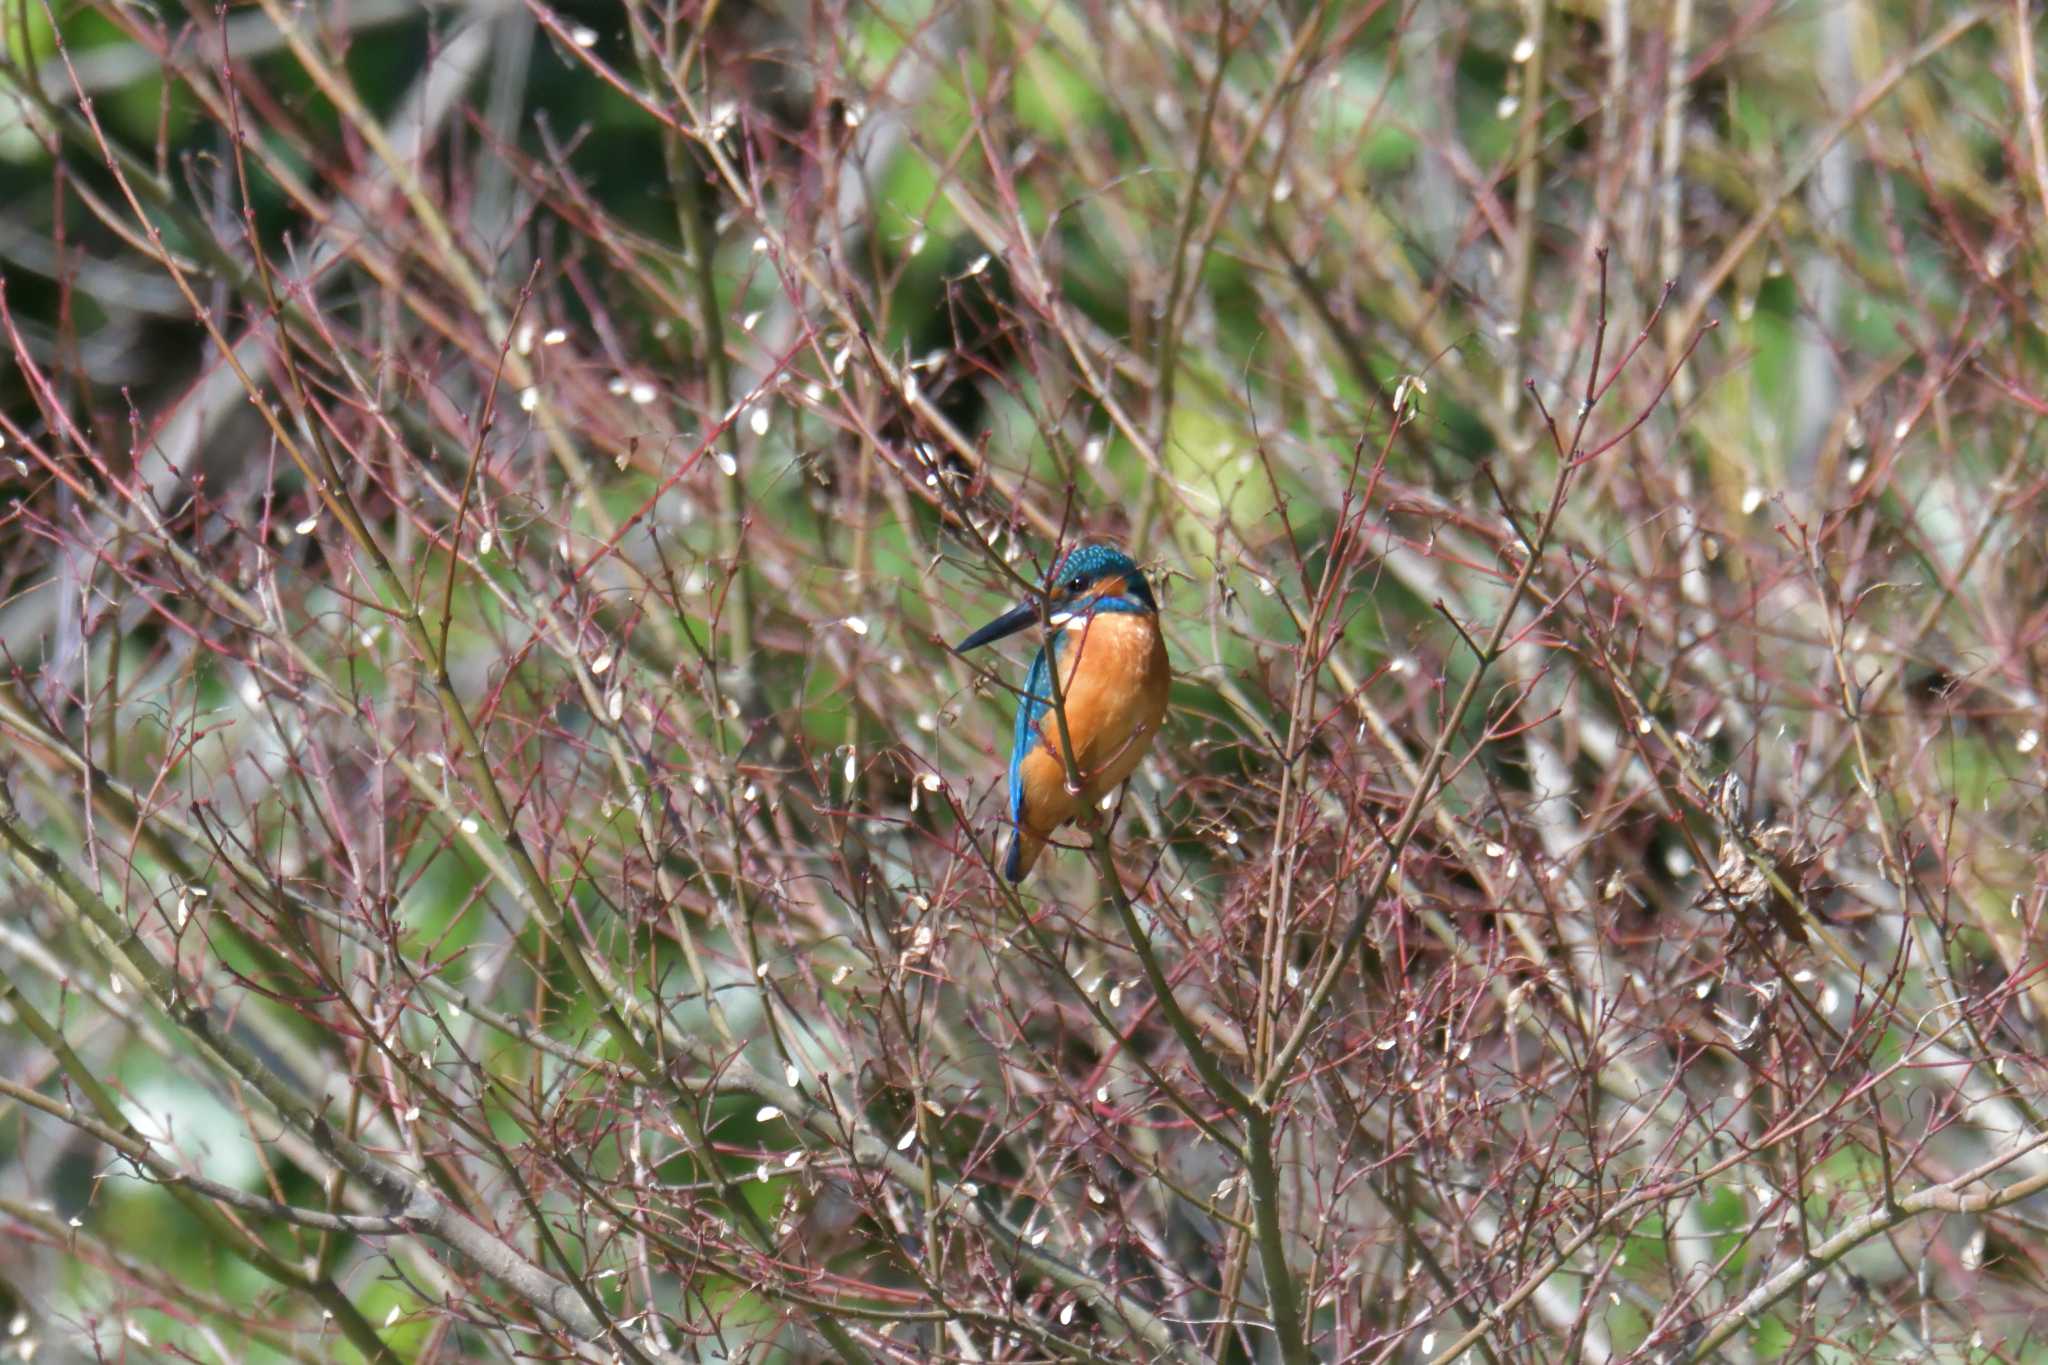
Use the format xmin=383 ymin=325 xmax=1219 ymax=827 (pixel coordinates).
xmin=1003 ymin=825 xmax=1047 ymax=882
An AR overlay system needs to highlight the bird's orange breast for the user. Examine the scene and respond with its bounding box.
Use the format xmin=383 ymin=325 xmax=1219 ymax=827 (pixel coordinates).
xmin=1012 ymin=612 xmax=1170 ymax=865
xmin=1048 ymin=611 xmax=1171 ymax=791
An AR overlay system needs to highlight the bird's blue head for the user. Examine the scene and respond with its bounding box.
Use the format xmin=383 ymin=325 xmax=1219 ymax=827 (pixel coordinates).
xmin=953 ymin=544 xmax=1158 ymax=654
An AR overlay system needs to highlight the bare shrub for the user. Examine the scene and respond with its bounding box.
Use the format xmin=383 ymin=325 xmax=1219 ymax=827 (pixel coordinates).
xmin=0 ymin=2 xmax=2044 ymax=1362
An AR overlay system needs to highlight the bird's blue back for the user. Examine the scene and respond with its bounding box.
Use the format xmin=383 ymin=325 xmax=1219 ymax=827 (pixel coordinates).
xmin=1005 ymin=640 xmax=1057 ymax=880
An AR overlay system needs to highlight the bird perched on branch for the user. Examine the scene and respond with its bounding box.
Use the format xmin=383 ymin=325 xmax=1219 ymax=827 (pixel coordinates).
xmin=954 ymin=545 xmax=1171 ymax=882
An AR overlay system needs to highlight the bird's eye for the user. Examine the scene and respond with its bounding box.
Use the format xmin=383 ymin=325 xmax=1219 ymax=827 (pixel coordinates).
xmin=1067 ymin=574 xmax=1087 ymax=593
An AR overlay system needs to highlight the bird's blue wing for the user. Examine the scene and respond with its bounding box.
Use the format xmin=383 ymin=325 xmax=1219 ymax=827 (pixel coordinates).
xmin=1004 ymin=641 xmax=1058 ymax=880
xmin=1008 ymin=643 xmax=1054 ymax=827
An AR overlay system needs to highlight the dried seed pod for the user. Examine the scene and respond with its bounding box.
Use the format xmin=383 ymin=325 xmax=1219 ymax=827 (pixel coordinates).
xmin=1697 ymin=821 xmax=1820 ymax=944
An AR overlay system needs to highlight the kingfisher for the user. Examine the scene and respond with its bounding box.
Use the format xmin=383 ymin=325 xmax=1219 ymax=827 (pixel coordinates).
xmin=954 ymin=544 xmax=1171 ymax=882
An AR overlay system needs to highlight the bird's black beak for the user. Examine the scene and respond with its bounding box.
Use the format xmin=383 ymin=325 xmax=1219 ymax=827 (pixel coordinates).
xmin=953 ymin=600 xmax=1039 ymax=654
